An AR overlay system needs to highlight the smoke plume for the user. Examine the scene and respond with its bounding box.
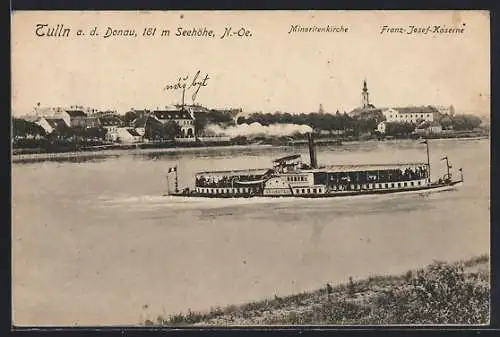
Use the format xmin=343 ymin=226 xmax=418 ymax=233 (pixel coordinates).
xmin=205 ymin=122 xmax=313 ymax=138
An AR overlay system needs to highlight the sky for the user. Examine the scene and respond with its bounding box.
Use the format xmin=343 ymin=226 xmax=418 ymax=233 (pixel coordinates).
xmin=11 ymin=10 xmax=490 ymax=116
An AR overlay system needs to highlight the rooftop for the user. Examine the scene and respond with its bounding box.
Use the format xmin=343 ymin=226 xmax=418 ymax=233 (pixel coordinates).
xmin=65 ymin=110 xmax=87 ymax=117
xmin=272 ymin=154 xmax=302 ymax=163
xmin=43 ymin=118 xmax=66 ymax=129
xmin=393 ymin=106 xmax=439 ymax=114
xmin=313 ymin=163 xmax=428 ymax=172
xmin=99 ymin=116 xmax=123 ymax=126
xmin=152 ymin=110 xmax=193 ymax=120
xmin=196 ymin=168 xmax=270 ymax=176
xmin=132 ymin=116 xmax=148 ymax=127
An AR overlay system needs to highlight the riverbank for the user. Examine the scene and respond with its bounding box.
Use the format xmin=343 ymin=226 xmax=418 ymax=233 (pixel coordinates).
xmin=11 ymin=144 xmax=274 ymax=164
xmin=12 ymin=136 xmax=489 ymax=164
xmin=146 ymin=255 xmax=489 ymax=326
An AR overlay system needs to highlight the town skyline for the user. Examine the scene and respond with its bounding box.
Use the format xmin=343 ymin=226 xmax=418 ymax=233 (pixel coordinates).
xmin=12 ymin=11 xmax=490 ymax=117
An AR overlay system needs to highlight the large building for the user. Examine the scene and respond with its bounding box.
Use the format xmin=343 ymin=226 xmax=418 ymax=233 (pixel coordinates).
xmin=348 ymin=80 xmax=449 ymax=134
xmin=381 ymin=106 xmax=437 ymax=124
xmin=32 ymin=105 xmax=99 ymax=128
xmin=129 ymin=106 xmax=196 ymax=138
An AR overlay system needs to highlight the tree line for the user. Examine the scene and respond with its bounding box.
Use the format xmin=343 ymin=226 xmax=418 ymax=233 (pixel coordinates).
xmin=12 ymin=110 xmax=486 ymax=144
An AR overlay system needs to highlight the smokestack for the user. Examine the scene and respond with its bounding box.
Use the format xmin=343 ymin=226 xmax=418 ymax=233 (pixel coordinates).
xmin=308 ymin=133 xmax=318 ymax=169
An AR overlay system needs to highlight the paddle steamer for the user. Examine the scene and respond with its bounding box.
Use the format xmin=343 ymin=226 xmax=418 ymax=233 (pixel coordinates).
xmin=165 ymin=134 xmax=463 ymax=198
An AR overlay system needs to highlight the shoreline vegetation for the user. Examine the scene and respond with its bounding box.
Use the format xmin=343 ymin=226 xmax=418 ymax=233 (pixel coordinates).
xmin=143 ymin=255 xmax=489 ymax=326
xmin=13 ymin=108 xmax=488 ymax=162
xmin=12 ymin=135 xmax=489 ymax=164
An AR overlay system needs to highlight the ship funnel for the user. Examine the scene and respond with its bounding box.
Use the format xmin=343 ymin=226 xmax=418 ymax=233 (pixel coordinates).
xmin=308 ymin=133 xmax=318 ymax=169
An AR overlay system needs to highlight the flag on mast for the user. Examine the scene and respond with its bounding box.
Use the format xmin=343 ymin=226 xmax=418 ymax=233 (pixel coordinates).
xmin=420 ymin=140 xmax=428 ymax=144
xmin=168 ymin=167 xmax=177 ymax=173
xmin=440 ymin=156 xmax=448 ymax=161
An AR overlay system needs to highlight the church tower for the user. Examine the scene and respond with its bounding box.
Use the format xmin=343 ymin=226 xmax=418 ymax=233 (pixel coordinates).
xmin=361 ymin=80 xmax=370 ymax=108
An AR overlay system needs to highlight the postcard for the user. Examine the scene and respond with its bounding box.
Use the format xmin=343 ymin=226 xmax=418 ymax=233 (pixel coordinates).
xmin=11 ymin=10 xmax=490 ymax=327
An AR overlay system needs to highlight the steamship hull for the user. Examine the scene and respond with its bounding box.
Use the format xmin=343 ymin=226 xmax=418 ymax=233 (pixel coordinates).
xmin=168 ymin=179 xmax=462 ymax=199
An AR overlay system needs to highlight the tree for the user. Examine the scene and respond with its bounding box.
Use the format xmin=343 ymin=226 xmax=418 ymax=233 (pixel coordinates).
xmin=385 ymin=122 xmax=415 ymax=137
xmin=83 ymin=127 xmax=106 ymax=140
xmin=144 ymin=117 xmax=164 ymax=140
xmin=451 ymin=115 xmax=481 ymax=131
xmin=194 ymin=112 xmax=209 ymax=135
xmin=123 ymin=110 xmax=140 ymax=126
xmin=12 ymin=118 xmax=28 ymax=138
xmin=162 ymin=121 xmax=182 ymax=140
xmin=354 ymin=117 xmax=379 ymax=135
xmin=50 ymin=123 xmax=74 ymax=140
xmin=440 ymin=116 xmax=453 ymax=130
xmin=12 ymin=119 xmax=46 ymax=139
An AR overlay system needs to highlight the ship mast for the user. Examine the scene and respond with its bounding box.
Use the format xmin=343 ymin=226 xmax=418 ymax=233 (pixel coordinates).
xmin=421 ymin=140 xmax=431 ymax=183
xmin=181 ymin=87 xmax=186 ymax=110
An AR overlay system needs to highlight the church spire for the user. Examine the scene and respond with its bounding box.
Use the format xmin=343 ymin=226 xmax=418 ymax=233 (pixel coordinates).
xmin=362 ymin=79 xmax=370 ymax=108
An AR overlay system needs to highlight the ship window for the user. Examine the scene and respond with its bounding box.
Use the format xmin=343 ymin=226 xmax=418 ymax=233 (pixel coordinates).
xmin=295 ymin=189 xmax=300 ymax=194
xmin=404 ymin=182 xmax=407 ymax=187
xmin=411 ymin=182 xmax=414 ymax=186
xmin=391 ymin=183 xmax=395 ymax=188
xmin=313 ymin=188 xmax=317 ymax=193
xmin=398 ymin=183 xmax=401 ymax=187
xmin=318 ymin=189 xmax=322 ymax=193
xmin=307 ymin=189 xmax=311 ymax=193
xmin=302 ymin=189 xmax=305 ymax=193
xmin=384 ymin=184 xmax=388 ymax=188
xmin=418 ymin=181 xmax=421 ymax=185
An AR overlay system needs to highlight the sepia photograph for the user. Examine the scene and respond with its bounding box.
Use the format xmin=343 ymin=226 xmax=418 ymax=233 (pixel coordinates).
xmin=11 ymin=10 xmax=490 ymax=327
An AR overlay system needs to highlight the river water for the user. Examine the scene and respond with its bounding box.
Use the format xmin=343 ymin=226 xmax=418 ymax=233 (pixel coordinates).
xmin=12 ymin=139 xmax=490 ymax=326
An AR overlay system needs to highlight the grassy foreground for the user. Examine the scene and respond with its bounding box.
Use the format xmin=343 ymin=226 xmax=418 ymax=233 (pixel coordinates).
xmin=145 ymin=255 xmax=489 ymax=326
